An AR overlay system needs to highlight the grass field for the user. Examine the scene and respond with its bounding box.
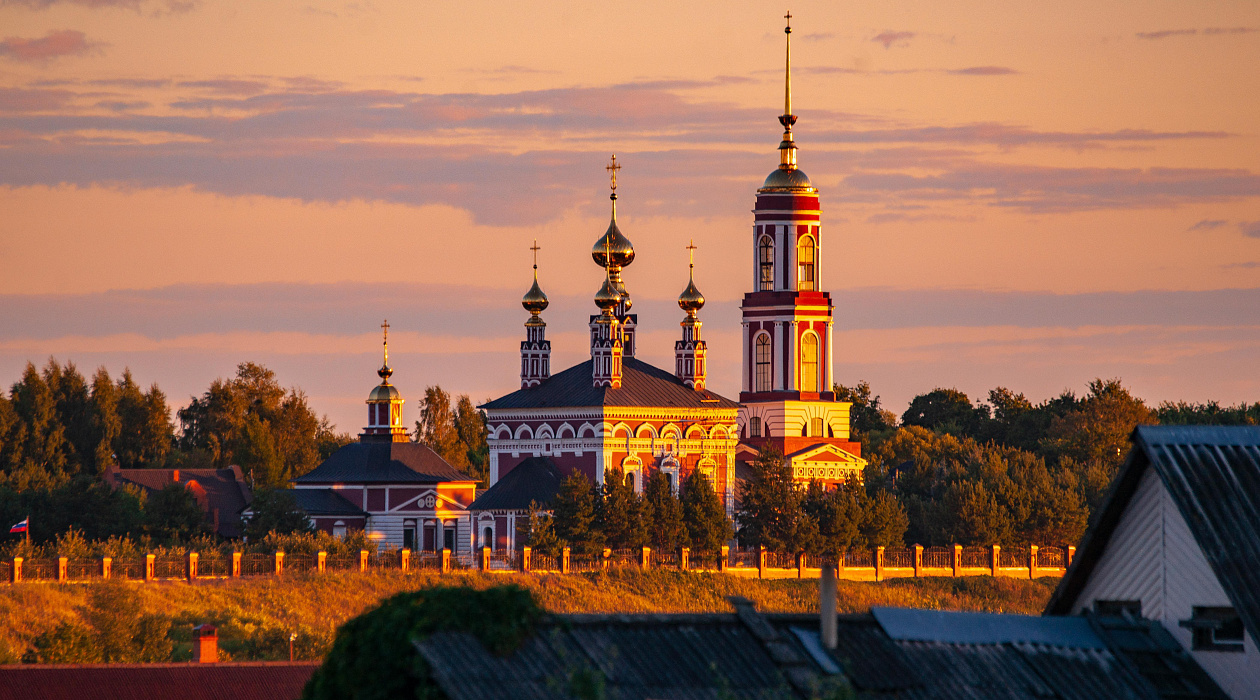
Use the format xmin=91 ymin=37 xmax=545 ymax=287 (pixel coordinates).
xmin=0 ymin=571 xmax=1059 ymax=663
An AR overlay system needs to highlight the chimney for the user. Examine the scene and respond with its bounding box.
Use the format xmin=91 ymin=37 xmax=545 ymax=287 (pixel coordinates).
xmin=192 ymin=624 xmax=218 ymax=663
xmin=820 ymin=564 xmax=837 ymax=650
xmin=172 ymin=469 xmax=180 ymax=483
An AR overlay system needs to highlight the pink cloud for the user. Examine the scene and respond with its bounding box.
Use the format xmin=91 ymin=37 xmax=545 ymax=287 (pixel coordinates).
xmin=0 ymin=30 xmax=97 ymax=63
xmin=872 ymin=31 xmax=915 ymax=49
xmin=1136 ymin=29 xmax=1197 ymax=40
xmin=948 ymin=66 xmax=1019 ymax=76
xmin=1188 ymin=219 xmax=1228 ymax=231
xmin=1240 ymin=221 xmax=1260 ymax=239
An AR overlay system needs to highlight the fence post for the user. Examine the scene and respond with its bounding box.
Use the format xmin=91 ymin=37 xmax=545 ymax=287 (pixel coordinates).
xmin=400 ymin=549 xmax=409 ymax=572
xmin=602 ymin=548 xmax=611 ymax=572
xmin=145 ymin=554 xmax=155 ymax=582
xmin=913 ymin=545 xmax=923 ymax=577
xmin=757 ymin=546 xmax=767 ymax=579
xmin=521 ymin=546 xmax=531 ymax=572
xmin=317 ymin=551 xmax=327 ymax=573
xmin=440 ymin=548 xmax=451 ymax=574
xmin=952 ymin=545 xmax=962 ymax=577
xmin=11 ymin=558 xmax=20 ymax=583
xmin=58 ymin=557 xmax=68 ymax=583
xmin=680 ymin=547 xmax=689 ymax=571
xmin=359 ymin=550 xmax=369 ymax=573
xmin=275 ymin=551 xmax=284 ymax=576
xmin=874 ymin=547 xmax=884 ymax=582
xmin=561 ymin=547 xmax=570 ymax=574
xmin=231 ymin=552 xmax=242 ymax=577
xmin=640 ymin=546 xmax=651 ymax=570
xmin=187 ymin=552 xmax=198 ymax=583
xmin=797 ymin=552 xmax=806 ymax=579
xmin=839 ymin=548 xmax=847 ymax=573
xmin=718 ymin=545 xmax=728 ymax=573
xmin=991 ymin=545 xmax=1000 ymax=577
xmin=1066 ymin=545 xmax=1076 ymax=568
xmin=481 ymin=546 xmax=491 ymax=572
xmin=101 ymin=557 xmax=111 ymax=580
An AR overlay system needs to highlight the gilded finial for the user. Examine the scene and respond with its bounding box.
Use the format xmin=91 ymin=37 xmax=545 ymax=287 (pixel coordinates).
xmin=606 ymin=154 xmax=620 ymax=197
xmin=378 ymin=319 xmax=393 ymax=380
xmin=593 ymin=155 xmax=635 ymax=270
xmin=784 ymin=11 xmax=792 ymax=116
xmin=776 ymin=10 xmax=800 ymax=171
xmin=678 ymin=240 xmax=705 ymax=316
xmin=523 ymin=240 xmax=549 ymax=316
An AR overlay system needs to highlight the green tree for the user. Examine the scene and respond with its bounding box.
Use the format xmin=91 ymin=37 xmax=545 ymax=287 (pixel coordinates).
xmin=642 ymin=472 xmax=684 ymax=552
xmin=858 ymin=490 xmax=909 ymax=548
xmin=520 ymin=501 xmax=561 ymax=557
xmin=803 ymin=481 xmax=860 ymax=554
xmin=414 ymin=387 xmax=490 ymax=485
xmin=114 ymin=369 xmax=173 ymax=468
xmin=1156 ymin=400 xmax=1260 ymax=426
xmin=901 ymin=388 xmax=988 ymax=437
xmin=245 ymin=489 xmax=313 ymax=540
xmin=9 ymin=362 xmax=71 ymax=479
xmin=31 ymin=622 xmax=99 ymax=663
xmin=145 ymin=482 xmax=206 ymax=541
xmin=235 ymin=414 xmax=284 ymax=488
xmin=598 ymin=467 xmax=646 ymax=550
xmin=833 ymin=381 xmax=897 ymax=438
xmin=84 ymin=583 xmax=173 ymax=662
xmin=89 ymin=367 xmax=122 ymax=471
xmin=736 ymin=447 xmax=815 ymax=552
xmin=680 ymin=470 xmax=733 ymax=553
xmin=453 ymin=396 xmax=490 ymax=485
xmin=552 ymin=472 xmax=603 ymax=557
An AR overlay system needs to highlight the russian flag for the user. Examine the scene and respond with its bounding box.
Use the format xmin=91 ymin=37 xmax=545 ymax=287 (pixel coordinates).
xmin=9 ymin=518 xmax=27 ymax=534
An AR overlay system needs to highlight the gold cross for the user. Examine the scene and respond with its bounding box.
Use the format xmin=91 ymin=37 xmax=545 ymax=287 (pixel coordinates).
xmin=530 ymin=239 xmax=541 ymax=269
xmin=687 ymin=239 xmax=698 ymax=269
xmin=606 ymin=154 xmax=620 ymax=191
xmin=381 ymin=319 xmax=389 ymax=340
xmin=784 ymin=10 xmax=792 ymax=30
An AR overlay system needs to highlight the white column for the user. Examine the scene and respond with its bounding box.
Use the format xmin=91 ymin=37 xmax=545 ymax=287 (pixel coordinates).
xmin=772 ymin=321 xmax=784 ymax=391
xmin=786 ymin=222 xmax=797 ymax=291
xmin=826 ymin=320 xmax=835 ymax=393
xmin=787 ymin=321 xmax=797 ymax=391
xmin=489 ymin=450 xmax=499 ymax=485
xmin=778 ymin=225 xmax=787 ymax=290
xmin=815 ymin=225 xmax=822 ymax=291
xmin=741 ymin=322 xmax=750 ymax=392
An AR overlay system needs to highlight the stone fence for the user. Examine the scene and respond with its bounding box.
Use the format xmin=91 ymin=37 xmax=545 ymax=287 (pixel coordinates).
xmin=3 ymin=543 xmax=1072 ymax=583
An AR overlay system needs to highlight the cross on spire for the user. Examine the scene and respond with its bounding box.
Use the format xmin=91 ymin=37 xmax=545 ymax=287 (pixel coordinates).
xmin=687 ymin=239 xmax=698 ymax=270
xmin=606 ymin=154 xmax=620 ymax=192
xmin=785 ymin=10 xmax=791 ymax=28
xmin=530 ymin=239 xmax=541 ymax=271
xmin=380 ymin=319 xmax=391 ymax=374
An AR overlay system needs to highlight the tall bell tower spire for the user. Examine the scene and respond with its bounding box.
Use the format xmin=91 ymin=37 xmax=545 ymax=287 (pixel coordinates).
xmin=675 ymin=240 xmax=707 ymax=391
xmin=362 ymin=320 xmax=409 ymax=442
xmin=520 ymin=240 xmax=551 ymax=388
xmin=779 ymin=11 xmax=799 ymax=171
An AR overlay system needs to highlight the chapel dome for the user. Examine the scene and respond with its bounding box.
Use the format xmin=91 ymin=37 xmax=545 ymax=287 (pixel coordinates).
xmin=760 ymin=167 xmax=816 ymax=192
xmin=368 ymin=383 xmax=401 ymax=403
xmin=592 ymin=217 xmax=635 ymax=269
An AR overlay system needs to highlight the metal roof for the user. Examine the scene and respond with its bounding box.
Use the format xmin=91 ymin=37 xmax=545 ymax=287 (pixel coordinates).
xmin=281 ymin=488 xmax=366 ymax=516
xmin=1046 ymin=425 xmax=1260 ymax=644
xmin=872 ymin=607 xmax=1105 ymax=649
xmin=479 ymin=358 xmax=740 ymax=411
xmin=293 ymin=441 xmax=475 ymax=485
xmin=109 ymin=467 xmax=251 ymax=538
xmin=469 ymin=457 xmax=563 ymax=512
xmin=0 ymin=662 xmax=318 ymax=700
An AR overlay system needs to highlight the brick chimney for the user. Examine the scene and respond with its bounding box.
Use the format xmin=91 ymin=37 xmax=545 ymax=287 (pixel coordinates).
xmin=172 ymin=469 xmax=180 ymax=483
xmin=192 ymin=624 xmax=218 ymax=663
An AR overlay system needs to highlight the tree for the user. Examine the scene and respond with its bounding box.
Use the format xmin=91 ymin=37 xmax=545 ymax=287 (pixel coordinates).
xmin=680 ymin=470 xmax=733 ymax=553
xmin=245 ymin=489 xmax=312 ymax=540
xmin=114 ymin=370 xmax=173 ymax=468
xmin=833 ymin=381 xmax=897 ymax=437
xmin=1157 ymin=400 xmax=1260 ymax=426
xmin=642 ymin=472 xmax=684 ymax=552
xmin=803 ymin=481 xmax=860 ymax=554
xmin=598 ymin=467 xmax=646 ymax=550
xmin=736 ymin=447 xmax=815 ymax=552
xmin=89 ymin=367 xmax=122 ymax=472
xmin=453 ymin=396 xmax=490 ymax=485
xmin=552 ymin=472 xmax=603 ymax=557
xmin=145 ymin=482 xmax=206 ymax=541
xmin=519 ymin=501 xmax=561 ymax=557
xmin=83 ymin=583 xmax=172 ymax=663
xmin=901 ymin=388 xmax=988 ymax=437
xmin=414 ymin=387 xmax=490 ymax=485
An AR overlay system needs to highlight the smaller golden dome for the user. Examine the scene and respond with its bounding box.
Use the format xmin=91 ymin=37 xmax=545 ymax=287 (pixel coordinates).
xmin=594 ymin=276 xmax=621 ymax=311
xmin=377 ymin=364 xmax=393 ymax=380
xmin=368 ymin=382 xmax=400 ymax=403
xmin=522 ymin=277 xmax=548 ymax=315
xmin=678 ymin=276 xmax=705 ymax=314
xmin=760 ymin=166 xmax=816 ymax=192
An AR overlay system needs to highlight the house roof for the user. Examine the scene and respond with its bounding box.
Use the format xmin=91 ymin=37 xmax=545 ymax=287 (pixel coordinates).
xmin=108 ymin=467 xmax=251 ymax=538
xmin=0 ymin=662 xmax=318 ymax=700
xmin=281 ymin=489 xmax=366 ymax=517
xmin=469 ymin=457 xmax=564 ymax=512
xmin=1045 ymin=425 xmax=1260 ymax=643
xmin=413 ymin=597 xmax=1227 ymax=700
xmin=479 ymin=357 xmax=739 ymax=411
xmin=293 ymin=441 xmax=474 ymax=485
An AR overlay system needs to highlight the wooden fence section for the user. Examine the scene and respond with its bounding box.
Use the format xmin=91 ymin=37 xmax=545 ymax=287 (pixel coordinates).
xmin=5 ymin=544 xmax=1074 ymax=584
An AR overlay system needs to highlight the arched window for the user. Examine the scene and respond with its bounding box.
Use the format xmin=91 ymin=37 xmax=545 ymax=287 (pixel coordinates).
xmin=332 ymin=521 xmax=347 ymax=539
xmin=482 ymin=526 xmax=494 ymax=549
xmin=750 ymin=416 xmax=762 ymax=438
xmin=758 ymin=235 xmax=774 ymax=291
xmin=625 ymin=471 xmax=636 ymax=490
xmin=797 ymin=235 xmax=816 ymax=291
xmin=755 ymin=333 xmax=772 ymax=392
xmin=811 ymin=417 xmax=823 ymax=437
xmin=800 ymin=333 xmax=819 ymax=392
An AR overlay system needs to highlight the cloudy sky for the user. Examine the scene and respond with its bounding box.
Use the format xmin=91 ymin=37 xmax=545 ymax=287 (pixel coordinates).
xmin=1 ymin=0 xmax=1258 ymax=434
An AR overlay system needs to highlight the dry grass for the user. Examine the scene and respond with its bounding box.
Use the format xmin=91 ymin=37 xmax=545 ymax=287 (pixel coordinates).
xmin=0 ymin=571 xmax=1058 ymax=662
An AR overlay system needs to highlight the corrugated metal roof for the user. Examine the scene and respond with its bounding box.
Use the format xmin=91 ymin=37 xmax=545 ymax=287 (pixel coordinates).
xmin=479 ymin=358 xmax=739 ymax=411
xmin=293 ymin=441 xmax=474 ymax=484
xmin=469 ymin=457 xmax=563 ymax=511
xmin=872 ymin=607 xmax=1105 ymax=649
xmin=1046 ymin=425 xmax=1260 ymax=644
xmin=0 ymin=662 xmax=318 ymax=700
xmin=281 ymin=488 xmax=366 ymax=516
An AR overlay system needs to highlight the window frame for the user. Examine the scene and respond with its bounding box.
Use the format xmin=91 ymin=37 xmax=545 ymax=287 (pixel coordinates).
xmin=797 ymin=234 xmax=816 ymax=291
xmin=1181 ymin=606 xmax=1245 ymax=652
xmin=754 ymin=333 xmax=773 ymax=392
xmin=758 ymin=235 xmax=775 ymax=291
xmin=800 ymin=331 xmax=819 ymax=393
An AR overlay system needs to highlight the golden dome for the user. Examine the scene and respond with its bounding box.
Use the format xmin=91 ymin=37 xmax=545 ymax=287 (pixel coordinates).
xmin=678 ymin=276 xmax=705 ymax=314
xmin=592 ymin=198 xmax=635 ymax=269
xmin=594 ymin=276 xmax=621 ymax=311
xmin=522 ymin=276 xmax=548 ymax=315
xmin=368 ymin=382 xmax=400 ymax=403
xmin=760 ymin=166 xmax=816 ymax=192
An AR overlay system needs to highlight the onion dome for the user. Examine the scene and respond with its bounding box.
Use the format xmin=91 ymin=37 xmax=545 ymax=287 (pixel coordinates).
xmin=591 ymin=195 xmax=635 ymax=269
xmin=678 ymin=277 xmax=705 ymax=315
xmin=522 ymin=276 xmax=548 ymax=315
xmin=761 ymin=166 xmax=816 ymax=192
xmin=594 ymin=275 xmax=621 ymax=311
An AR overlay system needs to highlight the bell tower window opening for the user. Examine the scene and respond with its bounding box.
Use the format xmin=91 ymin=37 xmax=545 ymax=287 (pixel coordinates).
xmin=800 ymin=332 xmax=819 ymax=392
xmin=797 ymin=235 xmax=816 ymax=291
xmin=755 ymin=333 xmax=772 ymax=392
xmin=758 ymin=235 xmax=775 ymax=291
xmin=750 ymin=416 xmax=762 ymax=438
xmin=811 ymin=417 xmax=823 ymax=437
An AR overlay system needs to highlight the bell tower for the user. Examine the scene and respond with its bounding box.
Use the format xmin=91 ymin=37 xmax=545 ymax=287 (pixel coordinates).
xmin=675 ymin=240 xmax=707 ymax=391
xmin=520 ymin=239 xmax=551 ymax=388
xmin=362 ymin=320 xmax=409 ymax=443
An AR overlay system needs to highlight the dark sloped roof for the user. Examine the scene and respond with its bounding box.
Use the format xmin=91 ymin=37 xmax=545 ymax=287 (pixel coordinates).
xmin=293 ymin=441 xmax=474 ymax=484
xmin=1046 ymin=425 xmax=1260 ymax=643
xmin=109 ymin=468 xmax=251 ymax=538
xmin=479 ymin=357 xmax=739 ymax=410
xmin=282 ymin=489 xmax=366 ymax=517
xmin=469 ymin=457 xmax=563 ymax=511
xmin=0 ymin=662 xmax=318 ymax=700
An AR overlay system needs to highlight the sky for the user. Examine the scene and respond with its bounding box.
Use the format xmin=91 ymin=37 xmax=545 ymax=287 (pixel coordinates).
xmin=1 ymin=0 xmax=1258 ymax=435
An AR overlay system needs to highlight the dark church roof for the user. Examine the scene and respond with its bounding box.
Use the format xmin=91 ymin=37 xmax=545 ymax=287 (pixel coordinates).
xmin=293 ymin=441 xmax=474 ymax=485
xmin=469 ymin=457 xmax=564 ymax=511
xmin=281 ymin=489 xmax=366 ymax=517
xmin=479 ymin=357 xmax=739 ymax=411
xmin=1046 ymin=425 xmax=1260 ymax=644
